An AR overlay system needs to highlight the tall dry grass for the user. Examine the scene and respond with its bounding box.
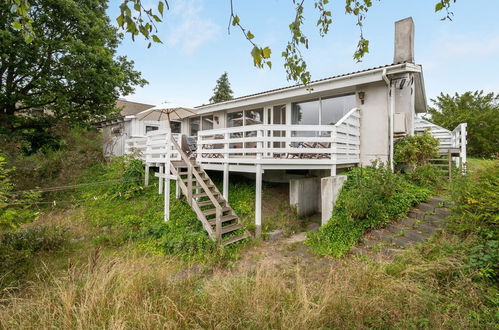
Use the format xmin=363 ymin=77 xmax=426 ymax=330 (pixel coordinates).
xmin=0 ymin=241 xmax=492 ymax=329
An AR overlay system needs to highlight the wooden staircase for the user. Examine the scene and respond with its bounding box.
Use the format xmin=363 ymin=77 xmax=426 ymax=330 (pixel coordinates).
xmin=168 ymin=137 xmax=250 ymax=245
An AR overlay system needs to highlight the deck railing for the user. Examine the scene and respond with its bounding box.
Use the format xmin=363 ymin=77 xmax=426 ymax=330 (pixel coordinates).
xmin=125 ymin=130 xmax=182 ymax=164
xmin=196 ymin=108 xmax=361 ymax=165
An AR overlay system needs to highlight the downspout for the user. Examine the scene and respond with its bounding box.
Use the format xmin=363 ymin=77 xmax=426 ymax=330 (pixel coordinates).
xmin=382 ymin=68 xmax=395 ymax=172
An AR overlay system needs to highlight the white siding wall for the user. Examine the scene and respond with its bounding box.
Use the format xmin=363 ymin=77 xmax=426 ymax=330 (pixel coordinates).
xmin=357 ymin=82 xmax=390 ymax=165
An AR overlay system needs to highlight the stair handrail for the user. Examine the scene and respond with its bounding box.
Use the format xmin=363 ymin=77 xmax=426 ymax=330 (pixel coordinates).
xmin=170 ymin=135 xmax=223 ymax=242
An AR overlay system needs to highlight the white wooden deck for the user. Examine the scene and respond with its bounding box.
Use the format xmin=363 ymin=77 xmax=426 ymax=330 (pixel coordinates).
xmin=125 ymin=108 xmax=361 ymax=173
xmin=415 ymin=118 xmax=467 ymax=168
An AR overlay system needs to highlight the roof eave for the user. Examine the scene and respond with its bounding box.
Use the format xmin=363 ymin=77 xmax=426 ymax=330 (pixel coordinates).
xmin=194 ymin=63 xmax=420 ymax=115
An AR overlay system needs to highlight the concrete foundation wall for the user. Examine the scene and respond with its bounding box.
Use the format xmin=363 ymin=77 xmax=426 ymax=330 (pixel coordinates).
xmin=289 ymin=177 xmax=321 ymax=217
xmin=321 ymin=175 xmax=347 ymax=225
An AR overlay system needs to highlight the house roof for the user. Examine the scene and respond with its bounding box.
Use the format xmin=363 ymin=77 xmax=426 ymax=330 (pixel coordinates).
xmin=195 ymin=63 xmax=400 ymax=109
xmin=194 ymin=62 xmax=426 ymax=114
xmin=93 ymin=99 xmax=155 ymax=128
xmin=116 ymin=99 xmax=155 ymax=116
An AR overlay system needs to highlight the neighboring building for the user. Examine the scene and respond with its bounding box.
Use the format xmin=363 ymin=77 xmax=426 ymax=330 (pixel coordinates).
xmin=114 ymin=18 xmax=467 ymax=244
xmin=95 ymin=99 xmax=157 ymax=157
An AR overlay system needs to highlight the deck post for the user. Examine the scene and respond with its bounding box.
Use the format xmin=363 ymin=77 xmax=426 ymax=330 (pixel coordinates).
xmin=330 ymin=127 xmax=337 ymax=176
xmin=255 ymin=164 xmax=262 ymax=237
xmin=158 ymin=164 xmax=164 ymax=194
xmin=255 ymin=129 xmax=263 ymax=237
xmin=223 ymin=163 xmax=229 ymax=200
xmin=164 ymin=133 xmax=171 ymax=222
xmin=175 ymin=179 xmax=181 ymax=199
xmin=223 ymin=132 xmax=229 ymax=200
xmin=145 ymin=165 xmax=150 ymax=186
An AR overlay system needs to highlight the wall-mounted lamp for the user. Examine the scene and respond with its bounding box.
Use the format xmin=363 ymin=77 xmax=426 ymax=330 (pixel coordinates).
xmin=214 ymin=116 xmax=219 ymax=124
xmin=358 ymin=91 xmax=365 ymax=104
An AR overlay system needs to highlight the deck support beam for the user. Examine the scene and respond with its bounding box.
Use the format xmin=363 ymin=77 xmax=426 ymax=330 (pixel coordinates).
xmin=255 ymin=164 xmax=262 ymax=237
xmin=158 ymin=165 xmax=164 ymax=194
xmin=164 ymin=134 xmax=171 ymax=222
xmin=145 ymin=165 xmax=150 ymax=186
xmin=223 ymin=162 xmax=229 ymax=200
xmin=175 ymin=179 xmax=181 ymax=199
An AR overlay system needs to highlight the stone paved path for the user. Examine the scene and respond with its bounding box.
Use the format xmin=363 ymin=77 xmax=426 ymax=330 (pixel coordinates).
xmin=351 ymin=197 xmax=452 ymax=259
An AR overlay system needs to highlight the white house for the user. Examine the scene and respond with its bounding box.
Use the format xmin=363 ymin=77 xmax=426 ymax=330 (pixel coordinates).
xmin=100 ymin=18 xmax=467 ymax=245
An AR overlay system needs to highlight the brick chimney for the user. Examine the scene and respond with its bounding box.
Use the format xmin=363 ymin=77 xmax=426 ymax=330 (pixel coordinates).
xmin=393 ymin=17 xmax=415 ymax=64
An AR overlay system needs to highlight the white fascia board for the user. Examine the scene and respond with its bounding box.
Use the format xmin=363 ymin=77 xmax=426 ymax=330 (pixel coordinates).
xmin=194 ymin=63 xmax=420 ymax=115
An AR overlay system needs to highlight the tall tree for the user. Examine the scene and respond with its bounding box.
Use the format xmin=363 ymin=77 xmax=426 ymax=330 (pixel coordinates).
xmin=0 ymin=0 xmax=146 ymax=126
xmin=427 ymin=91 xmax=499 ymax=158
xmin=209 ymin=72 xmax=234 ymax=103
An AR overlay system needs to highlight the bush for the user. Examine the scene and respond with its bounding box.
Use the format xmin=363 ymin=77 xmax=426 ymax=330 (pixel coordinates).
xmin=307 ymin=164 xmax=431 ymax=257
xmin=0 ymin=155 xmax=40 ymax=229
xmin=447 ymin=160 xmax=498 ymax=280
xmin=107 ymin=157 xmax=145 ymax=199
xmin=404 ymin=163 xmax=444 ymax=190
xmin=0 ymin=225 xmax=67 ymax=289
xmin=2 ymin=126 xmax=103 ymax=191
xmin=394 ymin=132 xmax=439 ymax=169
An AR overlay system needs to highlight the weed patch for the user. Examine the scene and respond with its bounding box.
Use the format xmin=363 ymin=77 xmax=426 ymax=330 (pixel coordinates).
xmin=307 ymin=164 xmax=431 ymax=257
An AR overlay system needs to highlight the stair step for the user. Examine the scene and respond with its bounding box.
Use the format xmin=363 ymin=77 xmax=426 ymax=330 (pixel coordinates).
xmin=221 ymin=223 xmax=243 ymax=234
xmin=192 ymin=184 xmax=214 ymax=190
xmin=202 ymin=207 xmax=231 ymax=216
xmin=197 ymin=200 xmax=226 ymax=207
xmin=208 ymin=214 xmax=238 ymax=226
xmin=193 ymin=191 xmax=220 ymax=199
xmin=222 ymin=232 xmax=250 ymax=246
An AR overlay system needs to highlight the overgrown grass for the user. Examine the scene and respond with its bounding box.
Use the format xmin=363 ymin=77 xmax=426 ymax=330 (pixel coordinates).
xmin=0 ymin=233 xmax=496 ymax=329
xmin=307 ymin=164 xmax=431 ymax=257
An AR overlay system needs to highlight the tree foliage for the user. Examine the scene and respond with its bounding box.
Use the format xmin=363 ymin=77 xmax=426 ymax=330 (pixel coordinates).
xmin=0 ymin=0 xmax=146 ymax=125
xmin=427 ymin=91 xmax=499 ymax=158
xmin=4 ymin=0 xmax=457 ymax=86
xmin=209 ymin=72 xmax=234 ymax=104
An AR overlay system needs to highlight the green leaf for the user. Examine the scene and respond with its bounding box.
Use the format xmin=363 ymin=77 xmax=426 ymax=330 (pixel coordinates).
xmin=12 ymin=21 xmax=22 ymax=30
xmin=435 ymin=2 xmax=444 ymax=11
xmin=266 ymin=61 xmax=272 ymax=69
xmin=158 ymin=1 xmax=164 ymax=15
xmin=262 ymin=47 xmax=271 ymax=59
xmin=246 ymin=31 xmax=254 ymax=40
xmin=152 ymin=35 xmax=162 ymax=43
xmin=232 ymin=15 xmax=240 ymax=26
xmin=116 ymin=15 xmax=124 ymax=27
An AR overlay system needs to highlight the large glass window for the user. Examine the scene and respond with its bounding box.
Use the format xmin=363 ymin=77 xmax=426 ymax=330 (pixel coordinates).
xmin=227 ymin=111 xmax=243 ymax=128
xmin=272 ymin=105 xmax=286 ymax=148
xmin=202 ymin=115 xmax=214 ymax=130
xmin=245 ymin=108 xmax=263 ymax=125
xmin=321 ymin=94 xmax=356 ymax=125
xmin=170 ymin=121 xmax=181 ymax=133
xmin=244 ymin=108 xmax=263 ymax=149
xmin=292 ymin=99 xmax=320 ymax=137
xmin=145 ymin=125 xmax=159 ymax=133
xmin=189 ymin=117 xmax=200 ymax=136
xmin=227 ymin=111 xmax=243 ymax=149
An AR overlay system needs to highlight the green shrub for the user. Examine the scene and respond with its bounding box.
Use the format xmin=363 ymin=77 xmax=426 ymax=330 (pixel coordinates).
xmin=0 ymin=225 xmax=67 ymax=289
xmin=3 ymin=126 xmax=103 ymax=191
xmin=404 ymin=164 xmax=444 ymax=190
xmin=307 ymin=164 xmax=431 ymax=257
xmin=107 ymin=157 xmax=145 ymax=199
xmin=448 ymin=161 xmax=498 ymax=239
xmin=447 ymin=160 xmax=498 ymax=280
xmin=0 ymin=155 xmax=40 ymax=229
xmin=394 ymin=132 xmax=439 ymax=169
